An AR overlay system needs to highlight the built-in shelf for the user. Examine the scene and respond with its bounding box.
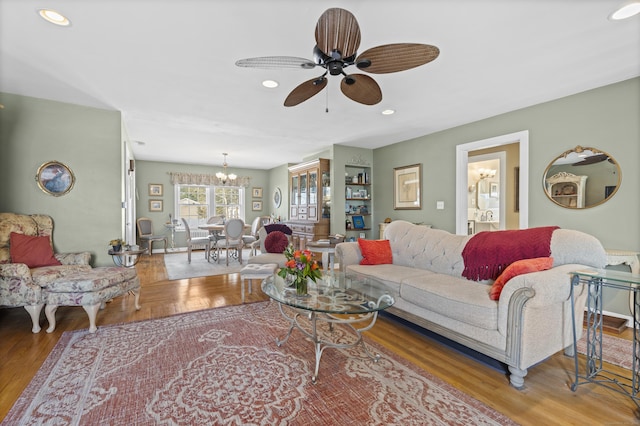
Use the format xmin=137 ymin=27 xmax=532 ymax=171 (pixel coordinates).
xmin=345 ymin=164 xmax=372 ymax=239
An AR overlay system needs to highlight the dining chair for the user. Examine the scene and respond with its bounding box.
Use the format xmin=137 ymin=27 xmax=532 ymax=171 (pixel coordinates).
xmin=136 ymin=217 xmax=168 ymax=255
xmin=243 ymin=216 xmax=271 ymax=256
xmin=213 ymin=218 xmax=245 ymax=265
xmin=207 ymin=215 xmax=224 ymax=224
xmin=181 ymin=218 xmax=212 ymax=263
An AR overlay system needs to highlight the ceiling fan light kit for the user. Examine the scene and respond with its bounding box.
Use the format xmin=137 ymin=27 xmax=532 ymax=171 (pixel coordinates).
xmin=236 ymin=8 xmax=440 ymax=107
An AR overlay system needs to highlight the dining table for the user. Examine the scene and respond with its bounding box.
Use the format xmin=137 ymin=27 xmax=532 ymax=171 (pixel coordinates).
xmin=198 ymin=223 xmax=252 ymax=262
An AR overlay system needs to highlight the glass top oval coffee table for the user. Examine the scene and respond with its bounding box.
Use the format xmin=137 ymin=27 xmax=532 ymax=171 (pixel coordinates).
xmin=261 ymin=272 xmax=396 ymax=383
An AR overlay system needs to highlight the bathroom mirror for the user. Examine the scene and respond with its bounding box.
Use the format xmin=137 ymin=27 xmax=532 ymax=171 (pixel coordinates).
xmin=543 ymin=145 xmax=621 ymax=209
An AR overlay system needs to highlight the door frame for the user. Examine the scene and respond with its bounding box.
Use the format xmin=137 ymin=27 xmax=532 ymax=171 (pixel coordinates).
xmin=455 ymin=130 xmax=529 ymax=235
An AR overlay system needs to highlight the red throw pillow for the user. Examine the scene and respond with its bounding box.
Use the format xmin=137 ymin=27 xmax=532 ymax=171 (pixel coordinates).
xmin=264 ymin=231 xmax=289 ymax=253
xmin=358 ymin=238 xmax=393 ymax=265
xmin=9 ymin=232 xmax=62 ymax=268
xmin=489 ymin=257 xmax=554 ymax=301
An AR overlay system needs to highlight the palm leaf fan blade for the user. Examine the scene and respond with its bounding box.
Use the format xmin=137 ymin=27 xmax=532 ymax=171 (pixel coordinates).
xmin=235 ymin=56 xmax=316 ymax=69
xmin=284 ymin=77 xmax=327 ymax=107
xmin=356 ymin=43 xmax=440 ymax=74
xmin=315 ymin=8 xmax=361 ymax=58
xmin=340 ymin=74 xmax=382 ymax=105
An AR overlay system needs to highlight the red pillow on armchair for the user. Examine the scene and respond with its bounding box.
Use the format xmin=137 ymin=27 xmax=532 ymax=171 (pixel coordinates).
xmin=9 ymin=232 xmax=62 ymax=268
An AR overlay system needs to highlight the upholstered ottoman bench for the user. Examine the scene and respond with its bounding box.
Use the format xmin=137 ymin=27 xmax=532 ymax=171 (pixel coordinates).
xmin=240 ymin=263 xmax=278 ymax=302
xmin=42 ymin=266 xmax=141 ymax=333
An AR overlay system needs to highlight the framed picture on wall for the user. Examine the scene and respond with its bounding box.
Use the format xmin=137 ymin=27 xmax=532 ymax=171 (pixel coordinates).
xmin=252 ymin=187 xmax=263 ymax=198
xmin=149 ymin=199 xmax=163 ymax=212
xmin=393 ymin=164 xmax=422 ymax=210
xmin=35 ymin=160 xmax=75 ymax=197
xmin=252 ymin=201 xmax=263 ymax=211
xmin=149 ymin=184 xmax=163 ymax=196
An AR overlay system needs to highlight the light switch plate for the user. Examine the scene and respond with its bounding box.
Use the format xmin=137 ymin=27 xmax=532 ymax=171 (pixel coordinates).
xmin=436 ymin=201 xmax=444 ymax=210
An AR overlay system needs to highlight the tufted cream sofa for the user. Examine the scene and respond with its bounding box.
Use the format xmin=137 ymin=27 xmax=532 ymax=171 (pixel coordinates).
xmin=0 ymin=213 xmax=140 ymax=333
xmin=336 ymin=220 xmax=606 ymax=389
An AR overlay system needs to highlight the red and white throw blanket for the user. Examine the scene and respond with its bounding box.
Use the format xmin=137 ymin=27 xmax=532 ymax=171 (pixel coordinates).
xmin=462 ymin=226 xmax=559 ymax=281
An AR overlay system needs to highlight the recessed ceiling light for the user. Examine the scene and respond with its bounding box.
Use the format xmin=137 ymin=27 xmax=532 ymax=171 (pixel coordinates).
xmin=38 ymin=9 xmax=71 ymax=26
xmin=262 ymin=80 xmax=279 ymax=88
xmin=609 ymin=1 xmax=640 ymax=20
xmin=381 ymin=109 xmax=395 ymax=115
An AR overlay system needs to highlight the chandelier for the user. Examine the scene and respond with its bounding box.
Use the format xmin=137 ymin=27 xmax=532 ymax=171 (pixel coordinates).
xmin=478 ymin=168 xmax=496 ymax=180
xmin=215 ymin=153 xmax=237 ymax=185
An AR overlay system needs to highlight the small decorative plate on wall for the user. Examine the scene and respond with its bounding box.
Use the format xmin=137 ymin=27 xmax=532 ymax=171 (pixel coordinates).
xmin=273 ymin=187 xmax=282 ymax=208
xmin=35 ymin=160 xmax=75 ymax=196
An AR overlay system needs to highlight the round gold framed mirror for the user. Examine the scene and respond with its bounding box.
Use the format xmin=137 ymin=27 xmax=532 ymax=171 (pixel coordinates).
xmin=543 ymin=146 xmax=621 ymax=209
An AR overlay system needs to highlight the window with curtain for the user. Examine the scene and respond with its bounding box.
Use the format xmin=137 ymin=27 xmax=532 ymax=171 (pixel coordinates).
xmin=177 ymin=185 xmax=209 ymax=228
xmin=213 ymin=186 xmax=243 ymax=219
xmin=174 ymin=184 xmax=245 ymax=229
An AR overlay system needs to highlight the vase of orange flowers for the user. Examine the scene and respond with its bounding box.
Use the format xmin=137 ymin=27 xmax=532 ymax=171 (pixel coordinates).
xmin=277 ymin=244 xmax=322 ymax=296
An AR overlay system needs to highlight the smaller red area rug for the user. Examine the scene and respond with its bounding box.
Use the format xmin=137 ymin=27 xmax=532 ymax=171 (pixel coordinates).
xmin=576 ymin=330 xmax=633 ymax=370
xmin=3 ymin=302 xmax=517 ymax=425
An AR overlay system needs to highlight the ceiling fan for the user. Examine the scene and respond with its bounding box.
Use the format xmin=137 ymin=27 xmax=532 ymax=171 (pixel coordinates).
xmin=236 ymin=8 xmax=440 ymax=107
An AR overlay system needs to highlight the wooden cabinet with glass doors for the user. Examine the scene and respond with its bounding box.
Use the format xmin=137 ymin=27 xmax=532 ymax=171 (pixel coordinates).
xmin=287 ymin=159 xmax=330 ymax=249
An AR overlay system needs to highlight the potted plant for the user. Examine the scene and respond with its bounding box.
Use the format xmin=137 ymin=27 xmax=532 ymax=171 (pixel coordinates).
xmin=109 ymin=239 xmax=126 ymax=252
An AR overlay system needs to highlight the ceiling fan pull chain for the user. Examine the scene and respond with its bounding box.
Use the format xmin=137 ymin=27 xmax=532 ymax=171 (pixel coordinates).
xmin=326 ymin=86 xmax=329 ymax=113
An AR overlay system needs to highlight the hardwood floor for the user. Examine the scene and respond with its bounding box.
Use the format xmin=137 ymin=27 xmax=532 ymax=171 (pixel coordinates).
xmin=1 ymin=254 xmax=638 ymax=424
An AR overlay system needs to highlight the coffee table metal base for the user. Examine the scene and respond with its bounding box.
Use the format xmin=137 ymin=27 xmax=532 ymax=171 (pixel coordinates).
xmin=273 ymin=294 xmax=392 ymax=383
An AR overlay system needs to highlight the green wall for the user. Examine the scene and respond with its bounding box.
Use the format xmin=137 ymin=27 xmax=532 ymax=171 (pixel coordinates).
xmin=372 ymin=77 xmax=639 ymax=317
xmin=0 ymin=92 xmax=123 ymax=266
xmin=268 ymin=163 xmax=290 ymax=221
xmin=373 ymin=77 xmax=639 ymax=250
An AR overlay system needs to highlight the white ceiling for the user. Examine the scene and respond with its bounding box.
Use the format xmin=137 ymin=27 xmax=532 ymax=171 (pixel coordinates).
xmin=1 ymin=0 xmax=638 ymax=170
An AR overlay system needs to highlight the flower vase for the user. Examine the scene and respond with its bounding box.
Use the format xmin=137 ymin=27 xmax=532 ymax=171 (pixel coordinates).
xmin=295 ymin=276 xmax=307 ymax=296
xmin=286 ymin=274 xmax=308 ymax=296
xmin=112 ymin=244 xmax=122 ymax=253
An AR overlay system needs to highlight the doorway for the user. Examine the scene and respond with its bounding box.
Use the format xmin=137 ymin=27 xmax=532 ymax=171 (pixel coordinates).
xmin=468 ymin=152 xmax=505 ymax=234
xmin=455 ymin=130 xmax=529 ymax=235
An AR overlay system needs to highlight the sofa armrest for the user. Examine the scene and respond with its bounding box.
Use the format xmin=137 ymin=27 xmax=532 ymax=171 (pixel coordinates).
xmin=499 ymin=264 xmax=583 ymax=308
xmin=335 ymin=242 xmax=362 ymax=271
xmin=497 ymin=264 xmax=588 ymax=337
xmin=55 ymin=252 xmax=91 ymax=266
xmin=0 ymin=262 xmax=32 ymax=280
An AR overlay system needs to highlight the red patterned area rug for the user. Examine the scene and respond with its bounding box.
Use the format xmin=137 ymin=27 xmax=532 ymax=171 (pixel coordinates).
xmin=3 ymin=302 xmax=517 ymax=425
xmin=576 ymin=330 xmax=632 ymax=370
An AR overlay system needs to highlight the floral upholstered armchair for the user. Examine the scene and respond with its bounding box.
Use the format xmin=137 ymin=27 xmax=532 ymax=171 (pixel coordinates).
xmin=0 ymin=213 xmax=91 ymax=332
